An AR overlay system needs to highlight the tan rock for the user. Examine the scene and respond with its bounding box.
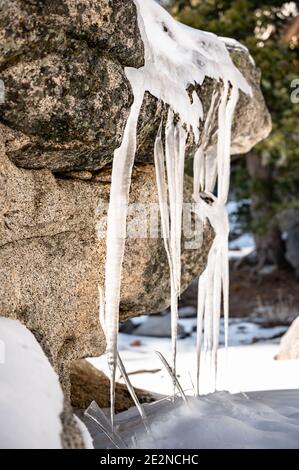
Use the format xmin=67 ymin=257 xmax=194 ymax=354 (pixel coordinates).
xmin=0 ymin=134 xmax=213 ymax=383
xmin=70 ymin=360 xmax=154 ymax=412
xmin=276 ymin=317 xmax=299 ymax=360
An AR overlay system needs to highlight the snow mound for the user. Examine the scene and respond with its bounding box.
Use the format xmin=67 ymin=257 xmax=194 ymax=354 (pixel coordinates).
xmin=137 ymin=390 xmax=299 ymax=449
xmin=82 ymin=390 xmax=299 ymax=449
xmin=0 ymin=318 xmax=63 ymax=449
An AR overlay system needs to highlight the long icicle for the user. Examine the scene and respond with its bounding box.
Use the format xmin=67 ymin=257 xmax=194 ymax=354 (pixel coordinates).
xmin=157 ymin=109 xmax=187 ymax=393
xmin=196 ymin=270 xmax=206 ymax=396
xmin=194 ymin=94 xmax=219 ymax=395
xmin=154 ymin=118 xmax=171 ymax=258
xmin=165 ymin=110 xmax=179 ymax=387
xmin=154 ymin=114 xmax=177 ymax=394
xmin=104 ymin=87 xmax=144 ymax=431
xmin=194 ymin=82 xmax=240 ymax=394
xmin=174 ymin=123 xmax=187 ymax=298
xmin=222 ymin=87 xmax=239 ymax=354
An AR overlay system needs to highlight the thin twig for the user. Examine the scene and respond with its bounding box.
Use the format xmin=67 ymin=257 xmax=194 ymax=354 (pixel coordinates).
xmin=155 ymin=351 xmax=189 ymax=404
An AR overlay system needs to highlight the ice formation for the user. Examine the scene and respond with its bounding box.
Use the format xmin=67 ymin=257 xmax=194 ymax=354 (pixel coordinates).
xmin=100 ymin=0 xmax=251 ymax=425
xmin=154 ymin=112 xmax=187 ymax=387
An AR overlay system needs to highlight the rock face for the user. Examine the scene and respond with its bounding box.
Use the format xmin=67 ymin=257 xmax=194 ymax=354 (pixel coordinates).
xmin=0 ymin=136 xmax=213 ymax=371
xmin=0 ymin=0 xmax=144 ymax=172
xmin=0 ymin=0 xmax=271 ymax=448
xmin=276 ymin=317 xmax=299 ymax=360
xmin=0 ymin=132 xmax=213 ymax=446
xmin=0 ymin=1 xmax=270 ymax=173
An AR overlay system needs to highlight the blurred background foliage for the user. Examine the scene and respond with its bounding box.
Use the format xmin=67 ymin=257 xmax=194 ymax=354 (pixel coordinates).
xmin=167 ymin=0 xmax=299 ymax=271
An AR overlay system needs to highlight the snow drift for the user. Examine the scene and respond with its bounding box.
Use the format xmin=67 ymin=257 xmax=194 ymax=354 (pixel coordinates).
xmin=0 ymin=318 xmax=63 ymax=449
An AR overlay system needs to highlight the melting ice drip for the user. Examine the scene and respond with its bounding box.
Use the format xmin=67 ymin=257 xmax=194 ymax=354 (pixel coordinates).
xmin=100 ymin=0 xmax=252 ymax=427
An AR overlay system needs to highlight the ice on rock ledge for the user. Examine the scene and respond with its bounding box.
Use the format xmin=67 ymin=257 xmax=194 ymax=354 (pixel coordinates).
xmin=134 ymin=0 xmax=251 ymax=140
xmin=100 ymin=0 xmax=252 ymax=423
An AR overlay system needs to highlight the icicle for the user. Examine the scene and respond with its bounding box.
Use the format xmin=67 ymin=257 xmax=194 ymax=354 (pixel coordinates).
xmin=212 ymin=247 xmax=222 ymax=387
xmin=154 ymin=119 xmax=171 ymax=254
xmin=155 ymin=110 xmax=187 ymax=389
xmin=155 ymin=118 xmax=178 ymax=394
xmin=193 ymin=90 xmax=219 ymax=199
xmin=215 ymin=84 xmax=239 ymax=357
xmin=165 ymin=110 xmax=179 ymax=383
xmin=104 ymin=86 xmax=144 ymax=430
xmin=222 ymin=87 xmax=239 ymax=355
xmin=203 ymin=244 xmax=216 ymax=390
xmin=194 ymin=82 xmax=240 ymax=394
xmin=175 ymin=124 xmax=187 ymax=297
xmin=193 ymin=146 xmax=205 ymax=199
xmin=195 ymin=270 xmax=206 ymax=396
xmin=216 ymin=82 xmax=230 ymax=201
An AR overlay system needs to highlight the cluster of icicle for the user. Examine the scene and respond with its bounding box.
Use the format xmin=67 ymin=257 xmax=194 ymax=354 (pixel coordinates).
xmin=98 ymin=0 xmax=252 ymax=427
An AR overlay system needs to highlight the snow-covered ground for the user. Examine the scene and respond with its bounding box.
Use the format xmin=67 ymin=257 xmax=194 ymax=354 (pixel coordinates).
xmin=134 ymin=390 xmax=299 ymax=449
xmin=227 ymin=199 xmax=255 ymax=259
xmin=89 ymin=319 xmax=298 ymax=398
xmin=229 ymin=233 xmax=255 ymax=258
xmin=86 ymin=324 xmax=299 ymax=449
xmin=85 ymin=388 xmax=299 ymax=449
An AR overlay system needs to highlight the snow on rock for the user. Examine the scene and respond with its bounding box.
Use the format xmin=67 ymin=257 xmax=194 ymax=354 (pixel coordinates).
xmin=0 ymin=318 xmax=63 ymax=449
xmin=134 ymin=0 xmax=251 ymax=135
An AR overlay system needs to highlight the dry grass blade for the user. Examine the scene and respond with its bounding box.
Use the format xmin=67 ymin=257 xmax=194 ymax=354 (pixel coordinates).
xmin=117 ymin=353 xmax=151 ymax=434
xmin=155 ymin=351 xmax=188 ymax=404
xmin=84 ymin=400 xmax=127 ymax=449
